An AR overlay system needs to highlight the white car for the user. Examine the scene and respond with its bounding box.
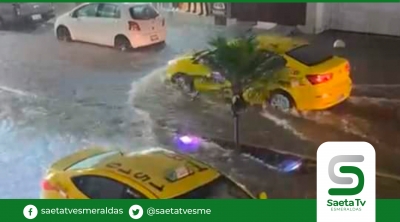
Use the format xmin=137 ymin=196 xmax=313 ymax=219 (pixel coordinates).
xmin=54 ymin=3 xmax=166 ymax=50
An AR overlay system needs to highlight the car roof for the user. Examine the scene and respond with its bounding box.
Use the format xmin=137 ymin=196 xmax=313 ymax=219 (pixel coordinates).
xmin=85 ymin=148 xmax=221 ymax=199
xmin=256 ymin=35 xmax=309 ymax=53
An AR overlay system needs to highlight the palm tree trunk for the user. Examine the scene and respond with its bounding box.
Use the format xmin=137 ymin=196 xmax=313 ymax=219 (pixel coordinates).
xmin=231 ymin=84 xmax=245 ymax=151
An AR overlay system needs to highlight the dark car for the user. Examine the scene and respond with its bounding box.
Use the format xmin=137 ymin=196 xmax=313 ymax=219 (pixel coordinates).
xmin=0 ymin=3 xmax=55 ymax=29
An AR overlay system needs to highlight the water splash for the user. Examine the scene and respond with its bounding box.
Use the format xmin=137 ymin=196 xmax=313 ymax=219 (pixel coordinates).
xmin=259 ymin=110 xmax=308 ymax=141
xmin=0 ymin=86 xmax=38 ymax=99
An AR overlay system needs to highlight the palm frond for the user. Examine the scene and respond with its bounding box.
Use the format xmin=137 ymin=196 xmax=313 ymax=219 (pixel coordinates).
xmin=201 ymin=35 xmax=286 ymax=93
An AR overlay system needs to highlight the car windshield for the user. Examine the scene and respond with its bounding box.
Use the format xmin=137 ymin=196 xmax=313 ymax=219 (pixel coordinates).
xmin=66 ymin=151 xmax=120 ymax=171
xmin=129 ymin=4 xmax=159 ymax=20
xmin=286 ymin=44 xmax=333 ymax=66
xmin=173 ymin=176 xmax=252 ymax=199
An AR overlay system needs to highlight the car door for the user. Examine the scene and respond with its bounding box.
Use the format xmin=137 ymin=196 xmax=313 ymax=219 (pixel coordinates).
xmin=195 ymin=71 xmax=231 ymax=91
xmin=69 ymin=3 xmax=99 ymax=43
xmin=191 ymin=58 xmax=231 ymax=93
xmin=95 ymin=3 xmax=122 ymax=46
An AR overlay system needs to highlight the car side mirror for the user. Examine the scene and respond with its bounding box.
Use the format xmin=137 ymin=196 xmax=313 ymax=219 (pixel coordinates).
xmin=259 ymin=192 xmax=268 ymax=199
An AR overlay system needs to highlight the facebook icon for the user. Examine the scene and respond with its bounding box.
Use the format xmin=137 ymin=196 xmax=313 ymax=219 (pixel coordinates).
xmin=23 ymin=205 xmax=38 ymax=219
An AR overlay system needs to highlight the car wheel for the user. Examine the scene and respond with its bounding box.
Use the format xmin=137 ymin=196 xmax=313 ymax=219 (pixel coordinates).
xmin=268 ymin=91 xmax=294 ymax=113
xmin=114 ymin=36 xmax=131 ymax=52
xmin=172 ymin=74 xmax=198 ymax=96
xmin=56 ymin=26 xmax=72 ymax=42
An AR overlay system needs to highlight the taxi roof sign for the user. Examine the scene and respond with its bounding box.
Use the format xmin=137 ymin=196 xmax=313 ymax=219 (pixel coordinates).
xmin=165 ymin=166 xmax=193 ymax=182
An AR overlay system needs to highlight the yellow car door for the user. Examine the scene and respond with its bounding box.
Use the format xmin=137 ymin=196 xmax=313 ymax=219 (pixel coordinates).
xmin=193 ymin=72 xmax=231 ymax=92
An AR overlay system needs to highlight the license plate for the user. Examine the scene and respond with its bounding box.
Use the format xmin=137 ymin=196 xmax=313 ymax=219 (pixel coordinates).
xmin=31 ymin=14 xmax=42 ymax=20
xmin=150 ymin=35 xmax=159 ymax=41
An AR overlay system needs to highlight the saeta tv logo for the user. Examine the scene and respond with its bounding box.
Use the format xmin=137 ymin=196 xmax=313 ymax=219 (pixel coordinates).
xmin=328 ymin=155 xmax=364 ymax=196
xmin=317 ymin=142 xmax=375 ymax=222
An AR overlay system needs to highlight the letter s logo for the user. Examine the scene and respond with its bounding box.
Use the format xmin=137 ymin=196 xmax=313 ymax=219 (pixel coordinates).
xmin=328 ymin=155 xmax=364 ymax=195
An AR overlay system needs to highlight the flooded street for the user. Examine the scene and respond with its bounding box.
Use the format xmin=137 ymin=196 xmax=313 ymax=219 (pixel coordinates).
xmin=0 ymin=9 xmax=399 ymax=198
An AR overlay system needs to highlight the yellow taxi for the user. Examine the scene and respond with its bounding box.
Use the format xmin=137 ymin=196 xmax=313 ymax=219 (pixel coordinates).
xmin=41 ymin=147 xmax=267 ymax=199
xmin=166 ymin=35 xmax=352 ymax=112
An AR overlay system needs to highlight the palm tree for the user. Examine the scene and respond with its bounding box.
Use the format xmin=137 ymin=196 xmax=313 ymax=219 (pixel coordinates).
xmin=194 ymin=35 xmax=286 ymax=150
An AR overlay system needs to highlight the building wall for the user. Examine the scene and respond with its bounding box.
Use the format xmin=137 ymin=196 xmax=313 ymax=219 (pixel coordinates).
xmin=307 ymin=3 xmax=400 ymax=36
xmin=326 ymin=3 xmax=400 ymax=36
xmin=224 ymin=3 xmax=400 ymax=37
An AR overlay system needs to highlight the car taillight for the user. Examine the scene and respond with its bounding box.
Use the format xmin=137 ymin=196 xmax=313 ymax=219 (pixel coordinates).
xmin=128 ymin=21 xmax=140 ymax=31
xmin=41 ymin=179 xmax=68 ymax=198
xmin=344 ymin=62 xmax=350 ymax=73
xmin=306 ymin=73 xmax=333 ymax=85
xmin=162 ymin=18 xmax=165 ymax=26
xmin=41 ymin=179 xmax=57 ymax=191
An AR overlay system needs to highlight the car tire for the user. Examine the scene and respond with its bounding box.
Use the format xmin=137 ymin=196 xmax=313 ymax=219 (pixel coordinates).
xmin=268 ymin=91 xmax=294 ymax=113
xmin=171 ymin=73 xmax=197 ymax=96
xmin=56 ymin=26 xmax=72 ymax=42
xmin=114 ymin=35 xmax=131 ymax=52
